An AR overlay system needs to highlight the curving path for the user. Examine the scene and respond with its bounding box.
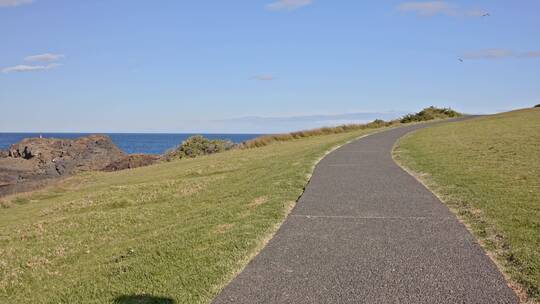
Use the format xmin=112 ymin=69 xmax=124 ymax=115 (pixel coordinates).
xmin=213 ymin=121 xmax=518 ymax=304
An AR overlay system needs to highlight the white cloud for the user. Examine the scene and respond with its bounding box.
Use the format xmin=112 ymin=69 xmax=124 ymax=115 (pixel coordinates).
xmin=398 ymin=1 xmax=450 ymax=16
xmin=2 ymin=63 xmax=62 ymax=73
xmin=25 ymin=53 xmax=64 ymax=62
xmin=462 ymin=49 xmax=514 ymax=60
xmin=266 ymin=0 xmax=312 ymax=11
xmin=397 ymin=1 xmax=488 ymax=17
xmin=3 ymin=53 xmax=65 ymax=74
xmin=0 ymin=0 xmax=33 ymax=7
xmin=252 ymin=75 xmax=275 ymax=81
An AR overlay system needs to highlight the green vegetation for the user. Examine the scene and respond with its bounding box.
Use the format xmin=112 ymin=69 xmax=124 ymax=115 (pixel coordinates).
xmin=394 ymin=108 xmax=540 ymax=301
xmin=241 ymin=107 xmax=458 ymax=149
xmin=0 ymin=106 xmax=462 ymax=303
xmin=400 ymin=106 xmax=462 ymax=123
xmin=165 ymin=135 xmax=234 ymax=160
xmin=241 ymin=119 xmax=396 ymax=149
xmin=0 ymin=127 xmax=383 ymax=303
xmin=163 ymin=107 xmax=460 ymax=159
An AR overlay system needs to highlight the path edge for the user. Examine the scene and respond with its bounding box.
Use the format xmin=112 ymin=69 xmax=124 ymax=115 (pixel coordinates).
xmin=391 ymin=125 xmax=531 ymax=304
xmin=209 ymin=126 xmax=395 ymax=302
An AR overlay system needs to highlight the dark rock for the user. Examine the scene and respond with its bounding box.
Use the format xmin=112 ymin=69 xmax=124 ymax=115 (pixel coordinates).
xmin=7 ymin=135 xmax=126 ymax=172
xmin=0 ymin=135 xmax=126 ymax=197
xmin=9 ymin=146 xmax=34 ymax=159
xmin=102 ymin=154 xmax=161 ymax=172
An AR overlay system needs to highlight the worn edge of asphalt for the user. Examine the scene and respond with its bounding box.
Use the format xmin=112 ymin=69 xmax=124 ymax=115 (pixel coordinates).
xmin=208 ymin=126 xmax=397 ymax=302
xmin=391 ymin=123 xmax=534 ymax=304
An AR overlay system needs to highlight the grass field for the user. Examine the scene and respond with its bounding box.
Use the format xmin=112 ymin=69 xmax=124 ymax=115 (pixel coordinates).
xmin=0 ymin=127 xmax=384 ymax=303
xmin=395 ymin=108 xmax=540 ymax=301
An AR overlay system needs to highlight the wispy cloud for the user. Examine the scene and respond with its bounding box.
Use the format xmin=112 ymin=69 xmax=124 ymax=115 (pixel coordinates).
xmin=221 ymin=112 xmax=404 ymax=123
xmin=2 ymin=63 xmax=62 ymax=73
xmin=0 ymin=0 xmax=33 ymax=7
xmin=398 ymin=1 xmax=450 ymax=16
xmin=521 ymin=51 xmax=540 ymax=58
xmin=266 ymin=0 xmax=312 ymax=11
xmin=214 ymin=112 xmax=406 ymax=133
xmin=461 ymin=49 xmax=540 ymax=60
xmin=397 ymin=1 xmax=488 ymax=17
xmin=25 ymin=53 xmax=64 ymax=62
xmin=463 ymin=49 xmax=514 ymax=60
xmin=462 ymin=9 xmax=489 ymax=18
xmin=3 ymin=52 xmax=65 ymax=73
xmin=251 ymin=74 xmax=275 ymax=81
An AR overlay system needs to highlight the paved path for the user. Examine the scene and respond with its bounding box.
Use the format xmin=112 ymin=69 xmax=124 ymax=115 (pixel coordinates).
xmin=213 ymin=122 xmax=518 ymax=304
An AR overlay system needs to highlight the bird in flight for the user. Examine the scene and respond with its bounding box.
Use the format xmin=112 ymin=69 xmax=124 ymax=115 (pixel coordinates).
xmin=482 ymin=13 xmax=490 ymax=17
xmin=458 ymin=58 xmax=464 ymax=62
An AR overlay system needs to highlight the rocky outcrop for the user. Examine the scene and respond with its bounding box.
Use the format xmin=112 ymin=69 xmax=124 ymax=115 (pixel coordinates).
xmin=102 ymin=154 xmax=161 ymax=172
xmin=0 ymin=135 xmax=126 ymax=197
xmin=7 ymin=135 xmax=126 ymax=172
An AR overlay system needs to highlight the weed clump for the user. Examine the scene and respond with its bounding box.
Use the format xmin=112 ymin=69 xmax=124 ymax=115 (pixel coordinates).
xmin=165 ymin=135 xmax=235 ymax=160
xmin=400 ymin=106 xmax=462 ymax=123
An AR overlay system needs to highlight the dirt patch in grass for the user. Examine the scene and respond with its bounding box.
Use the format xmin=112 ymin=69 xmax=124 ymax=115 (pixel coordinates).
xmin=249 ymin=196 xmax=268 ymax=208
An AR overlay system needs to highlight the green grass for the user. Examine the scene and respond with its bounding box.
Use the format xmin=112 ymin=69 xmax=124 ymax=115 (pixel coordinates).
xmin=394 ymin=108 xmax=540 ymax=301
xmin=0 ymin=128 xmax=384 ymax=303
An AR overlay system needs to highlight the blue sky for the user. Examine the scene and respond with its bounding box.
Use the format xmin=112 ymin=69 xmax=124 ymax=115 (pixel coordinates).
xmin=1 ymin=0 xmax=539 ymax=133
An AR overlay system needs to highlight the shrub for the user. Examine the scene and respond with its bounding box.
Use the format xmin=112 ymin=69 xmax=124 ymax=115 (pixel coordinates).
xmin=535 ymin=104 xmax=540 ymax=108
xmin=165 ymin=135 xmax=235 ymax=160
xmin=400 ymin=106 xmax=461 ymax=123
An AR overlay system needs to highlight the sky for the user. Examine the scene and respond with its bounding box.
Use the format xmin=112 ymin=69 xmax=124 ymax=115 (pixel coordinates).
xmin=1 ymin=0 xmax=539 ymax=133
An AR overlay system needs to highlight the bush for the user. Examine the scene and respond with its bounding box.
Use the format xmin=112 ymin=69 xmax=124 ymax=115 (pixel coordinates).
xmin=165 ymin=135 xmax=235 ymax=160
xmin=535 ymin=104 xmax=540 ymax=108
xmin=400 ymin=106 xmax=461 ymax=123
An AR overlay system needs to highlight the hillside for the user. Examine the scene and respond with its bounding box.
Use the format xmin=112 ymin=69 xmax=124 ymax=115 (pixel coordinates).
xmin=395 ymin=108 xmax=540 ymax=301
xmin=0 ymin=127 xmax=387 ymax=303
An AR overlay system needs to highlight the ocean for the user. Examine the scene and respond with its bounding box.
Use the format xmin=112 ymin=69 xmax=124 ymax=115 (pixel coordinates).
xmin=0 ymin=133 xmax=263 ymax=155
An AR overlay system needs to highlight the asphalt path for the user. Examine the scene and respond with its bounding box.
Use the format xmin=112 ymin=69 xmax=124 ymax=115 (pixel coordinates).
xmin=213 ymin=120 xmax=518 ymax=304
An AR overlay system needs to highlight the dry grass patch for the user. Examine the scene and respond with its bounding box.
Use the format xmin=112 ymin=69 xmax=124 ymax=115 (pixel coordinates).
xmin=249 ymin=196 xmax=268 ymax=208
xmin=215 ymin=223 xmax=235 ymax=234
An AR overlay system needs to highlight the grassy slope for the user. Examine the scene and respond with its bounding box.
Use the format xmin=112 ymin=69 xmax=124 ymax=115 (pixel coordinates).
xmin=0 ymin=128 xmax=383 ymax=303
xmin=395 ymin=108 xmax=540 ymax=301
